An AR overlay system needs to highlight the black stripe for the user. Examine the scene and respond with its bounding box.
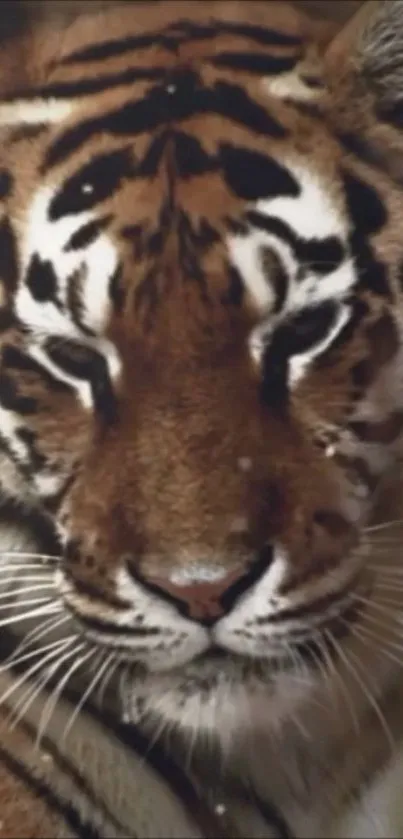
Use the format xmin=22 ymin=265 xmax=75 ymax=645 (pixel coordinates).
xmin=0 ymin=218 xmax=19 ymax=291
xmin=0 ymin=372 xmax=37 ymax=414
xmin=253 ymin=793 xmax=294 ymax=839
xmin=0 ymin=170 xmax=13 ymax=199
xmin=64 ymin=216 xmax=112 ymax=252
xmin=25 ymin=255 xmax=59 ymax=303
xmin=49 ymin=147 xmax=135 ymax=220
xmin=59 ymin=21 xmax=302 ymax=65
xmin=1 ymin=345 xmax=72 ymax=393
xmin=211 ymin=51 xmax=297 ymax=75
xmin=70 ymin=606 xmax=163 ymax=636
xmin=45 ymin=338 xmax=118 ymax=424
xmin=258 ymin=579 xmax=354 ymax=625
xmin=108 ymin=266 xmax=125 ymax=314
xmin=4 ymin=714 xmax=128 ymax=836
xmin=0 ymin=745 xmax=100 ymax=839
xmin=59 ymin=32 xmax=176 ymax=64
xmin=44 ymin=79 xmax=286 ymax=170
xmin=15 ymin=427 xmax=47 ymax=472
xmin=247 ymin=212 xmax=345 ymax=275
xmin=173 ymin=131 xmax=217 ymax=178
xmin=221 ymin=143 xmax=300 ymax=201
xmin=6 ymin=66 xmax=167 ymax=101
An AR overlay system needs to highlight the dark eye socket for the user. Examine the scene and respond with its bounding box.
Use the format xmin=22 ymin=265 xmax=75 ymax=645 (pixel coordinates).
xmin=48 ymin=148 xmax=135 ymax=221
xmin=45 ymin=338 xmax=117 ymax=424
xmin=271 ymin=301 xmax=338 ymax=358
xmin=260 ymin=301 xmax=340 ymax=412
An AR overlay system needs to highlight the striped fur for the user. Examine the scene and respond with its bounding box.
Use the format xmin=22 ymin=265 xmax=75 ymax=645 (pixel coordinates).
xmin=1 ymin=1 xmax=403 ymax=837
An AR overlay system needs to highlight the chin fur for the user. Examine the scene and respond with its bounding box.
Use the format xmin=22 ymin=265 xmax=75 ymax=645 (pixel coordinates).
xmin=120 ymin=656 xmax=316 ymax=750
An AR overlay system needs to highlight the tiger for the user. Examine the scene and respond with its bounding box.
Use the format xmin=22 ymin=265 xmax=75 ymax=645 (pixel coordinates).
xmin=2 ymin=0 xmax=403 ymax=835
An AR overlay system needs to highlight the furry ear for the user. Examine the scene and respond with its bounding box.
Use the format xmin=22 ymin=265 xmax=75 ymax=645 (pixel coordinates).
xmin=324 ymin=1 xmax=403 ymax=181
xmin=327 ymin=1 xmax=403 ymax=123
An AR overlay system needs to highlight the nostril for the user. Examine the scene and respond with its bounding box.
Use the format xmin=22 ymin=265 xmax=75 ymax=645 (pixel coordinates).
xmin=130 ymin=546 xmax=275 ymax=625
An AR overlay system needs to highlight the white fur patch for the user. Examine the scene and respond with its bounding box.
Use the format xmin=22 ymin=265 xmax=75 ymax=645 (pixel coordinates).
xmin=0 ymin=98 xmax=75 ymax=127
xmin=264 ymin=72 xmax=322 ymax=102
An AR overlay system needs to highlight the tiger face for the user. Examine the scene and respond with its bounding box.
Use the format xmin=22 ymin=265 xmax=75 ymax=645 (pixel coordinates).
xmin=1 ymin=0 xmax=403 ymax=736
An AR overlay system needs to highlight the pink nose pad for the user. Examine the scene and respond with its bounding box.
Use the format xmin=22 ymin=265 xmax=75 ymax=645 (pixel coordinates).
xmin=147 ymin=567 xmax=249 ymax=622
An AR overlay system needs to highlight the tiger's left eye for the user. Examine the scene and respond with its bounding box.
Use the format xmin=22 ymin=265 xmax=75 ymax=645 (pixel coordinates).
xmin=259 ymin=301 xmax=342 ymax=411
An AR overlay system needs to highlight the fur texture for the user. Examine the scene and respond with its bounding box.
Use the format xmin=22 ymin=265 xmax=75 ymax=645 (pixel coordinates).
xmin=1 ymin=1 xmax=403 ymax=836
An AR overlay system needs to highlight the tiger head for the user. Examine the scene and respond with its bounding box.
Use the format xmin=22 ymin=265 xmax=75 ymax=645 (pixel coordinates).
xmin=1 ymin=0 xmax=403 ymax=736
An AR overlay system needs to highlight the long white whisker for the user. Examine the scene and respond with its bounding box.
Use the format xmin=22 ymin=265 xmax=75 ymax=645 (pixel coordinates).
xmin=35 ymin=643 xmax=90 ymax=749
xmin=0 ymin=637 xmax=75 ymax=711
xmin=0 ymin=596 xmax=53 ymax=613
xmin=327 ymin=630 xmax=394 ymax=751
xmin=0 ymin=635 xmax=76 ymax=672
xmin=0 ymin=584 xmax=55 ymax=601
xmin=62 ymin=651 xmax=113 ymax=743
xmin=365 ymin=520 xmax=403 ymax=533
xmin=0 ymin=553 xmax=59 ymax=561
xmin=0 ymin=575 xmax=55 ymax=586
xmin=10 ymin=644 xmax=81 ymax=737
xmin=1 ymin=614 xmax=69 ymax=666
xmin=0 ymin=603 xmax=61 ymax=628
xmin=0 ymin=564 xmax=56 ymax=574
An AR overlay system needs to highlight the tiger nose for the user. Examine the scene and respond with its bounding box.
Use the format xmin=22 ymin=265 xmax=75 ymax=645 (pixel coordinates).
xmin=142 ymin=548 xmax=274 ymax=625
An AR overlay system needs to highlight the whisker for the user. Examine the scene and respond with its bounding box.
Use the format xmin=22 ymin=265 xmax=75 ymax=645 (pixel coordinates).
xmin=9 ymin=644 xmax=81 ymax=738
xmin=0 ymin=637 xmax=75 ymax=711
xmin=365 ymin=520 xmax=403 ymax=533
xmin=0 ymin=603 xmax=61 ymax=628
xmin=321 ymin=630 xmax=360 ymax=734
xmin=62 ymin=650 xmax=113 ymax=743
xmin=0 ymin=575 xmax=56 ymax=586
xmin=0 ymin=551 xmax=60 ymax=562
xmin=0 ymin=635 xmax=76 ymax=672
xmin=0 ymin=564 xmax=56 ymax=574
xmin=35 ymin=643 xmax=90 ymax=749
xmin=352 ymin=592 xmax=403 ymax=617
xmin=327 ymin=630 xmax=394 ymax=751
xmin=0 ymin=584 xmax=55 ymax=602
xmin=1 ymin=614 xmax=69 ymax=666
xmin=0 ymin=596 xmax=54 ymax=613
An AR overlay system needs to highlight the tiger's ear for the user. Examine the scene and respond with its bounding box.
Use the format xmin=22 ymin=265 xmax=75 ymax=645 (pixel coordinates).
xmin=326 ymin=1 xmax=403 ymax=125
xmin=324 ymin=1 xmax=403 ymax=179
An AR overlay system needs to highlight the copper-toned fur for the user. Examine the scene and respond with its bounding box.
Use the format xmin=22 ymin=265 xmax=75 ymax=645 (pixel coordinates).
xmin=1 ymin=1 xmax=403 ymax=836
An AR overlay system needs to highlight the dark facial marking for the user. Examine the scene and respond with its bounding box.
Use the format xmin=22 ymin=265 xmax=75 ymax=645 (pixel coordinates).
xmin=45 ymin=338 xmax=118 ymax=424
xmin=48 ymin=148 xmax=135 ymax=220
xmin=0 ymin=373 xmax=37 ymax=414
xmin=221 ymin=144 xmax=300 ymax=202
xmin=64 ymin=216 xmax=113 ymax=252
xmin=108 ymin=266 xmax=126 ymax=314
xmin=342 ymin=170 xmax=387 ymax=236
xmin=172 ymin=132 xmax=217 ymax=179
xmin=59 ymin=21 xmax=301 ymax=65
xmin=211 ymin=52 xmax=297 ymax=75
xmin=0 ymin=171 xmax=13 ymax=199
xmin=260 ymin=247 xmax=288 ymax=313
xmin=221 ymin=266 xmax=244 ymax=306
xmin=26 ymin=256 xmax=59 ymax=303
xmin=44 ymin=78 xmax=287 ymax=170
xmin=2 ymin=344 xmax=71 ymax=395
xmin=0 ymin=218 xmax=19 ymax=291
xmin=248 ymin=212 xmax=345 ymax=275
xmin=16 ymin=427 xmax=47 ymax=472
